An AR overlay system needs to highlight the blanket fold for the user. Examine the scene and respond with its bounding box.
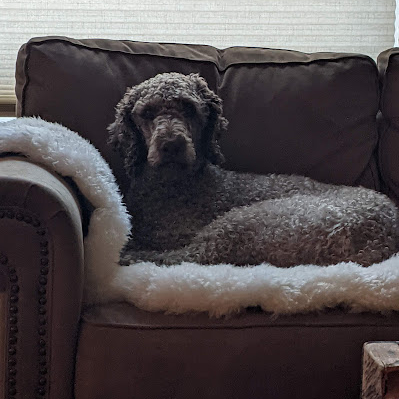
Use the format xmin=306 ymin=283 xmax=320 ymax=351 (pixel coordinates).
xmin=1 ymin=117 xmax=399 ymax=316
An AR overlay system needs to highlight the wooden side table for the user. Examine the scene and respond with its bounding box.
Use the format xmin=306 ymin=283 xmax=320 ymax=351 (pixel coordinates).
xmin=363 ymin=342 xmax=399 ymax=399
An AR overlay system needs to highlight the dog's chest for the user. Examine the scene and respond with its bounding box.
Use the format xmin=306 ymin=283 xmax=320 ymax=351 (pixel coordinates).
xmin=129 ymin=175 xmax=223 ymax=250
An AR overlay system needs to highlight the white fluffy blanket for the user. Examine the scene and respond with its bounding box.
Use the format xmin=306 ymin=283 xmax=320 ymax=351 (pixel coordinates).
xmin=1 ymin=117 xmax=399 ymax=317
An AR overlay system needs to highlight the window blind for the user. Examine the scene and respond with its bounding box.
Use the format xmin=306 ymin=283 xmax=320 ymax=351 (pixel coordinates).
xmin=0 ymin=0 xmax=396 ymax=110
xmin=396 ymin=0 xmax=399 ymax=45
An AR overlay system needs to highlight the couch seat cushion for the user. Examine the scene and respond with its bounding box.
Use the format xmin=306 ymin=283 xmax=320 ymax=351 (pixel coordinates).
xmin=75 ymin=303 xmax=399 ymax=399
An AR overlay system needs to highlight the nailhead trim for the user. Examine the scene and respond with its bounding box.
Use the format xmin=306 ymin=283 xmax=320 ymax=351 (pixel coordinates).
xmin=6 ymin=210 xmax=15 ymax=219
xmin=1 ymin=208 xmax=50 ymax=398
xmin=10 ymin=285 xmax=19 ymax=294
xmin=1 ymin=251 xmax=19 ymax=399
xmin=36 ymin=219 xmax=49 ymax=398
xmin=15 ymin=213 xmax=24 ymax=221
xmin=36 ymin=225 xmax=49 ymax=399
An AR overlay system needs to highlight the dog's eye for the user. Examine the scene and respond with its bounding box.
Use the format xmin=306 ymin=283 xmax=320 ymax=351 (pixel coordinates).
xmin=182 ymin=102 xmax=197 ymax=118
xmin=141 ymin=108 xmax=156 ymax=120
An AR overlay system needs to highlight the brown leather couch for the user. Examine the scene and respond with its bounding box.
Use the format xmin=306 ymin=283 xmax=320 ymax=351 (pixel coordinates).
xmin=1 ymin=36 xmax=399 ymax=399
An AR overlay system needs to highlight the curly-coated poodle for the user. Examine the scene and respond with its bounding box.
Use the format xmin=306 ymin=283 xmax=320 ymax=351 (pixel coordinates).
xmin=108 ymin=72 xmax=399 ymax=267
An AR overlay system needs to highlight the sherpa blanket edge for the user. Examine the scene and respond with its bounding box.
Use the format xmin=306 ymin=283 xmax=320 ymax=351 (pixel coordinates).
xmin=1 ymin=117 xmax=399 ymax=317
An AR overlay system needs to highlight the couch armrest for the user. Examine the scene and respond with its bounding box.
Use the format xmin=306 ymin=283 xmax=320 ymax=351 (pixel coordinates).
xmin=0 ymin=157 xmax=84 ymax=399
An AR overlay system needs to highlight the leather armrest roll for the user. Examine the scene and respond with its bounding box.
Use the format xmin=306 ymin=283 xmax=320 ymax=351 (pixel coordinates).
xmin=0 ymin=157 xmax=84 ymax=399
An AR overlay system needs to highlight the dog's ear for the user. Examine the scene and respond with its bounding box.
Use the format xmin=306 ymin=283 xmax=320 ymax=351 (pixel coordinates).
xmin=189 ymin=73 xmax=228 ymax=165
xmin=107 ymin=87 xmax=147 ymax=177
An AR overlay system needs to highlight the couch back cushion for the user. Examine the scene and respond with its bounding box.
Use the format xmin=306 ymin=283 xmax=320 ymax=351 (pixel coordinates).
xmin=16 ymin=36 xmax=380 ymax=195
xmin=378 ymin=49 xmax=399 ymax=206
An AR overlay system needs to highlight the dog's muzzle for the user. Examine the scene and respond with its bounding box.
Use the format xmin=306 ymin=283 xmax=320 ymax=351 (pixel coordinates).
xmin=147 ymin=116 xmax=196 ymax=167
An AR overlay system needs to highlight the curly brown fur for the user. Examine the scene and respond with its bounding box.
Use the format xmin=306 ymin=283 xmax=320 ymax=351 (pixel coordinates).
xmin=108 ymin=72 xmax=227 ymax=177
xmin=109 ymin=72 xmax=399 ymax=268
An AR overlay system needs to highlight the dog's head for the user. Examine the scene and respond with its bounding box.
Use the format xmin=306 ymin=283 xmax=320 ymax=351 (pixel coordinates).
xmin=108 ymin=72 xmax=228 ymax=177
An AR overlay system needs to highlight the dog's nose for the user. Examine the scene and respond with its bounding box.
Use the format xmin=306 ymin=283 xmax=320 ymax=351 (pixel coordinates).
xmin=161 ymin=136 xmax=185 ymax=158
